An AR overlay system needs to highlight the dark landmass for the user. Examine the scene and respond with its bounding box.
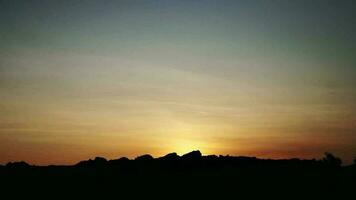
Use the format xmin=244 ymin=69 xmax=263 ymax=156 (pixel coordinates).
xmin=1 ymin=151 xmax=355 ymax=198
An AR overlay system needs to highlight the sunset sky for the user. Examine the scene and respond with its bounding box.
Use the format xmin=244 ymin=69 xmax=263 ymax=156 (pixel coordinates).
xmin=1 ymin=0 xmax=355 ymax=165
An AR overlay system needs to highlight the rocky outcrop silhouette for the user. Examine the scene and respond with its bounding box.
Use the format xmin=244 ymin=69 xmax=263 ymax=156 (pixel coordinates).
xmin=135 ymin=154 xmax=154 ymax=161
xmin=5 ymin=161 xmax=30 ymax=168
xmin=0 ymin=151 xmax=354 ymax=198
xmin=181 ymin=150 xmax=202 ymax=160
xmin=158 ymin=152 xmax=180 ymax=161
xmin=76 ymin=156 xmax=107 ymax=167
xmin=108 ymin=157 xmax=130 ymax=165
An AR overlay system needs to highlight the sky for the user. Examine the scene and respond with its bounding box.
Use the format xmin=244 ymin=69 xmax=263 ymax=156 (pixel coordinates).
xmin=0 ymin=0 xmax=355 ymax=165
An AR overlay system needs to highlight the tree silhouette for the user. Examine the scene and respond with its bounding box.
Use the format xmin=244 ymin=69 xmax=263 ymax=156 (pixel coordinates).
xmin=321 ymin=152 xmax=342 ymax=167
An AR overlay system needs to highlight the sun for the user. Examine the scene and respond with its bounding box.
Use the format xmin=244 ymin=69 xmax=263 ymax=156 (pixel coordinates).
xmin=173 ymin=140 xmax=199 ymax=155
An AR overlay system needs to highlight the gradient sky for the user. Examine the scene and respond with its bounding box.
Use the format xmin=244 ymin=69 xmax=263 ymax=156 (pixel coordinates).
xmin=1 ymin=0 xmax=355 ymax=165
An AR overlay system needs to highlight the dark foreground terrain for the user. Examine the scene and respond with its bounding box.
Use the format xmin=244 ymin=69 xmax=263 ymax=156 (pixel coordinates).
xmin=1 ymin=151 xmax=355 ymax=198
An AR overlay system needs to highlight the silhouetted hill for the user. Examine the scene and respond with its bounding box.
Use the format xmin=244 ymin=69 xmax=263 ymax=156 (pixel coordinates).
xmin=158 ymin=152 xmax=180 ymax=161
xmin=181 ymin=150 xmax=202 ymax=160
xmin=76 ymin=156 xmax=107 ymax=167
xmin=135 ymin=154 xmax=154 ymax=161
xmin=5 ymin=161 xmax=30 ymax=168
xmin=1 ymin=151 xmax=355 ymax=198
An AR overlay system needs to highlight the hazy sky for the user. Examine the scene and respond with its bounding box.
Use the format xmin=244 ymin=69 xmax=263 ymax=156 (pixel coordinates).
xmin=1 ymin=0 xmax=355 ymax=165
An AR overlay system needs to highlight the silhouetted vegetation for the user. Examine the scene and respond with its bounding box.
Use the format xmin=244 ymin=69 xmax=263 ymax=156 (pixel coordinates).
xmin=0 ymin=151 xmax=354 ymax=198
xmin=321 ymin=152 xmax=342 ymax=167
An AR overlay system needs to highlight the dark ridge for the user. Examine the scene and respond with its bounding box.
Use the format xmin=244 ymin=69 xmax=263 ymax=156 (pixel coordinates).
xmin=181 ymin=150 xmax=202 ymax=160
xmin=135 ymin=154 xmax=154 ymax=161
xmin=5 ymin=161 xmax=30 ymax=168
xmin=2 ymin=151 xmax=354 ymax=168
xmin=1 ymin=151 xmax=355 ymax=198
xmin=158 ymin=152 xmax=180 ymax=161
xmin=108 ymin=156 xmax=130 ymax=165
xmin=76 ymin=156 xmax=107 ymax=167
